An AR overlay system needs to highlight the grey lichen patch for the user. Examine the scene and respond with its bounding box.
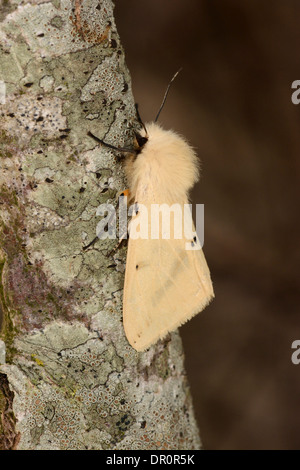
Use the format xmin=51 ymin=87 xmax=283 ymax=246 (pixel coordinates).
xmin=2 ymin=0 xmax=115 ymax=58
xmin=1 ymin=320 xmax=200 ymax=450
xmin=49 ymin=15 xmax=64 ymax=30
xmin=49 ymin=45 xmax=115 ymax=101
xmin=81 ymin=55 xmax=125 ymax=103
xmin=83 ymin=146 xmax=126 ymax=194
xmin=0 ymin=33 xmax=32 ymax=94
xmin=0 ymin=321 xmax=126 ymax=448
xmin=62 ymin=51 xmax=136 ymax=147
xmin=13 ymin=134 xmax=125 ymax=289
xmin=26 ymin=216 xmax=119 ymax=290
xmin=2 ymin=94 xmax=67 ymax=144
xmin=18 ymin=142 xmax=126 ymax=290
xmin=100 ymin=104 xmax=136 ymax=149
xmin=39 ymin=75 xmax=54 ymax=93
xmin=28 ymin=177 xmax=97 ymax=220
xmin=14 ymin=321 xmax=124 ymax=389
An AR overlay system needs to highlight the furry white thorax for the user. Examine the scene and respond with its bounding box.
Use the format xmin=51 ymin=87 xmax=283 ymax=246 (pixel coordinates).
xmin=126 ymin=122 xmax=199 ymax=204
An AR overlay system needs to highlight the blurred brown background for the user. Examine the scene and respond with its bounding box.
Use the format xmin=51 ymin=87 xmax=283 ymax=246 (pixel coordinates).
xmin=115 ymin=0 xmax=300 ymax=449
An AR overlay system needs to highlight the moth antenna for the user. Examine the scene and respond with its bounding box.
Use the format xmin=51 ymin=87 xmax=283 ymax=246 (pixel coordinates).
xmin=135 ymin=103 xmax=148 ymax=136
xmin=87 ymin=131 xmax=137 ymax=155
xmin=154 ymin=68 xmax=183 ymax=123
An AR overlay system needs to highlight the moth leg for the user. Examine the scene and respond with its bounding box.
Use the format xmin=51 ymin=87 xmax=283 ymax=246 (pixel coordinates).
xmin=83 ymin=190 xmax=130 ymax=251
xmin=106 ymin=230 xmax=129 ymax=258
xmin=83 ymin=235 xmax=98 ymax=251
xmin=105 ymin=188 xmax=133 ymax=256
xmin=83 ymin=209 xmax=116 ymax=251
xmin=115 ymin=188 xmax=131 ymax=214
xmin=116 ymin=188 xmax=130 ymax=204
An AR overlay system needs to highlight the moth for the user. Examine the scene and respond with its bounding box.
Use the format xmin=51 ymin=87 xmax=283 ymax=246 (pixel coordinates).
xmin=88 ymin=72 xmax=214 ymax=351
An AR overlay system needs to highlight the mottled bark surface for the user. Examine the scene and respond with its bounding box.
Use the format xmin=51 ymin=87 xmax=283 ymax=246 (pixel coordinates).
xmin=0 ymin=0 xmax=201 ymax=450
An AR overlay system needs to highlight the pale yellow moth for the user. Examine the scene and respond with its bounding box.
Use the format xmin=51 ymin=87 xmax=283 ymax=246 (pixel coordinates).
xmin=88 ymin=73 xmax=214 ymax=351
xmin=122 ymin=121 xmax=214 ymax=351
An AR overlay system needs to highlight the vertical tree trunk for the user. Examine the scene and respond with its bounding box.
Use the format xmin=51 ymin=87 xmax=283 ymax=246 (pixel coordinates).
xmin=0 ymin=0 xmax=201 ymax=450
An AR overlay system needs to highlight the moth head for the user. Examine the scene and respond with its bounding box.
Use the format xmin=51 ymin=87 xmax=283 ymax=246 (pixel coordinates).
xmin=134 ymin=103 xmax=148 ymax=154
xmin=134 ymin=130 xmax=148 ymax=154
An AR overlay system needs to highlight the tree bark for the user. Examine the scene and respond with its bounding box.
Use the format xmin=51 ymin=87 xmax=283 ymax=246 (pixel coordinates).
xmin=0 ymin=0 xmax=201 ymax=450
